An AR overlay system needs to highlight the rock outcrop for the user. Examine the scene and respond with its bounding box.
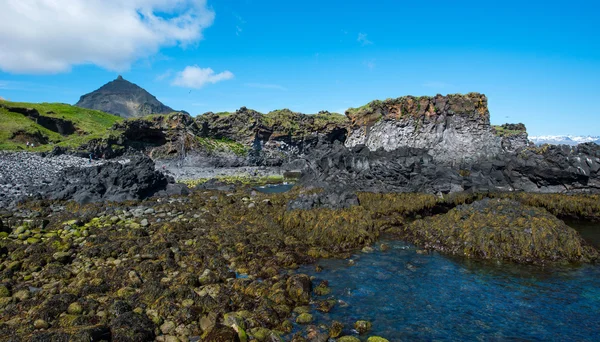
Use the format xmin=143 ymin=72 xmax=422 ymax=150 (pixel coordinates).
xmin=76 ymin=76 xmax=174 ymax=118
xmin=297 ymin=141 xmax=600 ymax=194
xmin=344 ymin=93 xmax=528 ymax=163
xmin=403 ymin=198 xmax=598 ymax=264
xmin=197 ymin=107 xmax=348 ymax=164
xmin=37 ymin=155 xmax=186 ymax=204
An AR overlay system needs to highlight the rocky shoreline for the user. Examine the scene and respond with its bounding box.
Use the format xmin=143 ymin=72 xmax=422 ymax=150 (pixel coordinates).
xmin=1 ymin=92 xmax=600 ymax=341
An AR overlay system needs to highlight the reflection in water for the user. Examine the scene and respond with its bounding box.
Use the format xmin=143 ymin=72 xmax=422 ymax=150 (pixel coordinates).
xmin=296 ymin=239 xmax=600 ymax=341
xmin=568 ymin=220 xmax=600 ymax=249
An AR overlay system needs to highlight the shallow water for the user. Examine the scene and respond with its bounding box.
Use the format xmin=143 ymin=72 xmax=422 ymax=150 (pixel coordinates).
xmin=297 ymin=238 xmax=600 ymax=341
xmin=568 ymin=220 xmax=600 ymax=249
xmin=254 ymin=183 xmax=294 ymax=194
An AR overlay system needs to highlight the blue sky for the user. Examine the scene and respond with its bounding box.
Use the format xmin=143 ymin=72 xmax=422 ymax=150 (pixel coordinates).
xmin=0 ymin=0 xmax=599 ymax=136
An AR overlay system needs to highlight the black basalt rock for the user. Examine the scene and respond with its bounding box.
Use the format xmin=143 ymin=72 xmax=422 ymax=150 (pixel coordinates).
xmin=38 ymin=155 xmax=177 ymax=204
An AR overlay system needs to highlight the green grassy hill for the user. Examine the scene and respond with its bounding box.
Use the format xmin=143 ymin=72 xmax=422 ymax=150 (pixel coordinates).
xmin=0 ymin=100 xmax=122 ymax=151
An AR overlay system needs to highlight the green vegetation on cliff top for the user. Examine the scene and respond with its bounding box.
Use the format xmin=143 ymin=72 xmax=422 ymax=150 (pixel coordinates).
xmin=0 ymin=99 xmax=122 ymax=151
xmin=492 ymin=123 xmax=527 ymax=137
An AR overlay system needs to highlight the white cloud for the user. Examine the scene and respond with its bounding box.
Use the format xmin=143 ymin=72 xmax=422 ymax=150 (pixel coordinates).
xmin=245 ymin=83 xmax=287 ymax=91
xmin=172 ymin=66 xmax=234 ymax=88
xmin=357 ymin=33 xmax=373 ymax=45
xmin=0 ymin=0 xmax=215 ymax=74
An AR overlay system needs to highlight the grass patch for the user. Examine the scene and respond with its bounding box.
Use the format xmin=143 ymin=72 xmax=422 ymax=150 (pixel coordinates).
xmin=492 ymin=124 xmax=526 ymax=137
xmin=180 ymin=175 xmax=285 ymax=188
xmin=196 ymin=137 xmax=249 ymax=156
xmin=0 ymin=100 xmax=122 ymax=151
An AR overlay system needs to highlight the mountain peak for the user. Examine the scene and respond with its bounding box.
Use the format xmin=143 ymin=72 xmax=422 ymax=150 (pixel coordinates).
xmin=75 ymin=77 xmax=174 ymax=118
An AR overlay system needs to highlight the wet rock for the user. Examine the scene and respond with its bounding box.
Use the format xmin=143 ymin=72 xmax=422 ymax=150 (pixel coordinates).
xmin=296 ymin=313 xmax=313 ymax=324
xmin=110 ymin=311 xmax=155 ymax=342
xmin=286 ymin=274 xmax=312 ymax=304
xmin=36 ymin=293 xmax=78 ymax=321
xmin=13 ymin=289 xmax=30 ymax=301
xmin=337 ymin=336 xmax=361 ymax=342
xmin=367 ymin=337 xmax=390 ymax=342
xmin=287 ymin=191 xmax=359 ymax=211
xmin=33 ymin=319 xmax=49 ymax=329
xmin=0 ymin=285 xmax=11 ymax=298
xmin=203 ymin=324 xmax=241 ymax=342
xmin=109 ymin=300 xmax=132 ymax=316
xmin=354 ymin=320 xmax=372 ymax=334
xmin=405 ymin=199 xmax=599 ymax=264
xmin=67 ymin=302 xmax=83 ymax=315
xmin=304 ymin=324 xmax=329 ymax=342
xmin=329 ymin=321 xmax=343 ymax=338
xmin=313 ymin=281 xmax=331 ymax=296
xmin=52 ymin=251 xmax=71 ymax=264
xmin=161 ymin=320 xmax=176 ymax=334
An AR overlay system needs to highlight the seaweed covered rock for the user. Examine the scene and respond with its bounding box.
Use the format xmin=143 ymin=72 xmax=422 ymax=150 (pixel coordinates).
xmin=287 ymin=190 xmax=359 ymax=210
xmin=403 ymin=199 xmax=598 ymax=264
xmin=38 ymin=155 xmax=177 ymax=203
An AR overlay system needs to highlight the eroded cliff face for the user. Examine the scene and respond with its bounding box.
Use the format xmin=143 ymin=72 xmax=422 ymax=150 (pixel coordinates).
xmin=345 ymin=93 xmax=527 ymax=163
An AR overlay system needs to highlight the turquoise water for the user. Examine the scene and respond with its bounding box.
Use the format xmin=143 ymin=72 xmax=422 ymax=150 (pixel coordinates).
xmin=297 ymin=238 xmax=600 ymax=341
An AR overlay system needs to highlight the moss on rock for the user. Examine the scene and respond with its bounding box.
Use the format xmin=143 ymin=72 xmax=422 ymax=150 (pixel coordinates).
xmin=403 ymin=198 xmax=598 ymax=264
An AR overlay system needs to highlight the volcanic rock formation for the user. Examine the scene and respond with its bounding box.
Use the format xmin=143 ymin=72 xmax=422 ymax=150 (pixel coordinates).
xmin=344 ymin=93 xmax=529 ymax=163
xmin=297 ymin=141 xmax=600 ymax=194
xmin=76 ymin=76 xmax=174 ymax=118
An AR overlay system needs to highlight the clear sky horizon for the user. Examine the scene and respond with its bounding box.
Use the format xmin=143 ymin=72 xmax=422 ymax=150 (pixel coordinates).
xmin=0 ymin=0 xmax=598 ymax=136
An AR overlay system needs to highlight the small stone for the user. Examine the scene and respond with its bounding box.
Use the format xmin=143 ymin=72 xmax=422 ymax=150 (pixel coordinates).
xmin=338 ymin=337 xmax=361 ymax=342
xmin=330 ymin=321 xmax=343 ymax=338
xmin=380 ymin=243 xmax=390 ymax=251
xmin=67 ymin=302 xmax=83 ymax=315
xmin=129 ymin=271 xmax=142 ymax=286
xmin=140 ymin=219 xmax=149 ymax=227
xmin=53 ymin=252 xmax=71 ymax=264
xmin=164 ymin=336 xmax=179 ymax=342
xmin=354 ymin=320 xmax=372 ymax=334
xmin=367 ymin=337 xmax=390 ymax=342
xmin=34 ymin=319 xmax=49 ymax=329
xmin=161 ymin=320 xmax=176 ymax=334
xmin=144 ymin=208 xmax=155 ymax=215
xmin=8 ymin=261 xmax=21 ymax=271
xmin=362 ymin=246 xmax=374 ymax=253
xmin=295 ymin=313 xmax=313 ymax=324
xmin=13 ymin=289 xmax=30 ymax=301
xmin=0 ymin=285 xmax=11 ymax=298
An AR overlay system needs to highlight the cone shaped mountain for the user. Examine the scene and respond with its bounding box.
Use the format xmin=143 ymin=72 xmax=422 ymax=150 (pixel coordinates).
xmin=75 ymin=75 xmax=174 ymax=118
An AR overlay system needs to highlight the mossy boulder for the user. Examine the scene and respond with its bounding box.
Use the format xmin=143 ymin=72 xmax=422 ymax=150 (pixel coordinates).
xmin=354 ymin=320 xmax=372 ymax=334
xmin=404 ymin=199 xmax=599 ymax=264
xmin=367 ymin=337 xmax=390 ymax=342
xmin=295 ymin=313 xmax=313 ymax=324
xmin=286 ymin=274 xmax=312 ymax=304
xmin=338 ymin=336 xmax=361 ymax=342
xmin=329 ymin=321 xmax=343 ymax=338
